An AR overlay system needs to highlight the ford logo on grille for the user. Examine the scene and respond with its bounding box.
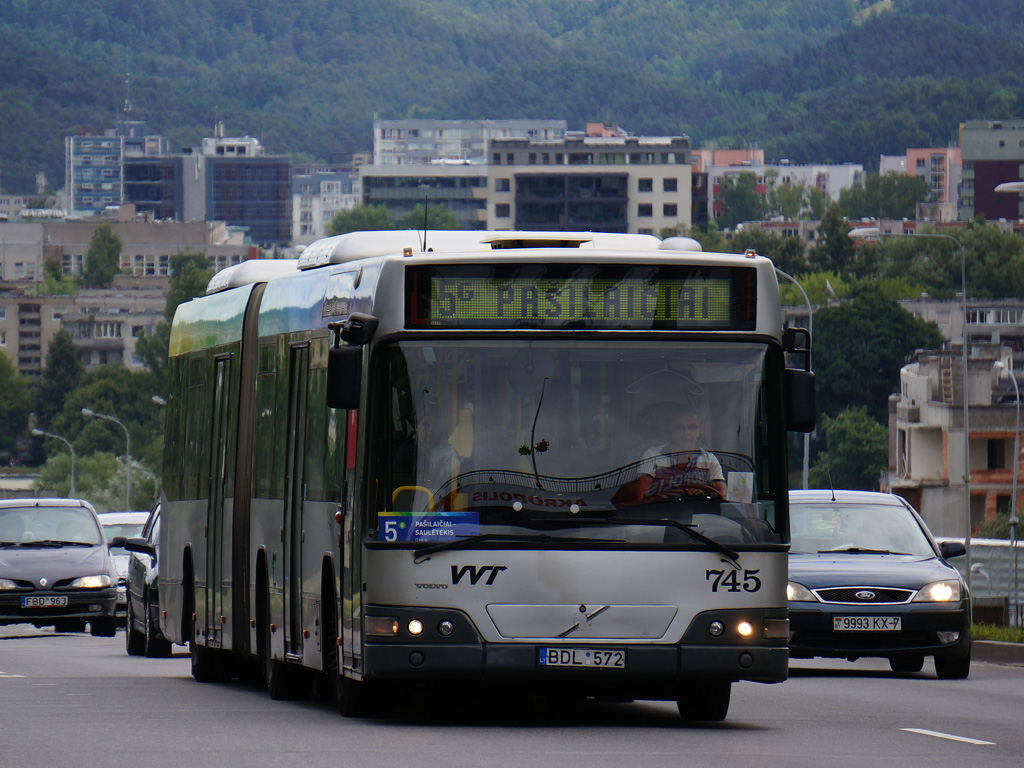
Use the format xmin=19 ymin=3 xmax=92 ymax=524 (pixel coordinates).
xmin=855 ymin=590 xmax=876 ymax=600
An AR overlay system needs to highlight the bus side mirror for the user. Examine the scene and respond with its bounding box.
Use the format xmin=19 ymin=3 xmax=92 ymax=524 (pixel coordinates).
xmin=786 ymin=369 xmax=815 ymax=433
xmin=327 ymin=345 xmax=362 ymax=411
xmin=326 ymin=313 xmax=378 ymax=410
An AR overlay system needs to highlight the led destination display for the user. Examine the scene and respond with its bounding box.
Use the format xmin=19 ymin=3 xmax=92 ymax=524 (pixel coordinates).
xmin=407 ymin=264 xmax=756 ymax=330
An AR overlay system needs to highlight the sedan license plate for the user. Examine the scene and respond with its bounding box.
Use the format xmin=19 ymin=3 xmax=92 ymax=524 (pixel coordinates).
xmin=833 ymin=616 xmax=901 ymax=631
xmin=538 ymin=647 xmax=625 ymax=669
xmin=21 ymin=595 xmax=69 ymax=609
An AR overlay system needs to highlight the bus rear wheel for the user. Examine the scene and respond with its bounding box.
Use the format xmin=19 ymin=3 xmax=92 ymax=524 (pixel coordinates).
xmin=676 ymin=681 xmax=731 ymax=722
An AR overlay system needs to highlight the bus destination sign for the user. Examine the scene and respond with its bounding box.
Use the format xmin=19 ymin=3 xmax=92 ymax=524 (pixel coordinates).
xmin=406 ymin=264 xmax=756 ymax=330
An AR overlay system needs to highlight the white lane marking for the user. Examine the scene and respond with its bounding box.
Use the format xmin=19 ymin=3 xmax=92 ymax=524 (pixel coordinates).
xmin=1 ymin=673 xmax=26 ymax=678
xmin=901 ymin=728 xmax=995 ymax=746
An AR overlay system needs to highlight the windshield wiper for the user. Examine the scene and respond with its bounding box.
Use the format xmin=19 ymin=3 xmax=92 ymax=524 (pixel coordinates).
xmin=413 ymin=532 xmax=623 ymax=562
xmin=818 ymin=547 xmax=907 ymax=555
xmin=544 ymin=517 xmax=741 ymax=568
xmin=23 ymin=539 xmax=94 ymax=548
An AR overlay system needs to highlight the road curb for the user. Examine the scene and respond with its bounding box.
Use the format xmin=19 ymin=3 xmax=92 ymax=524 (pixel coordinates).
xmin=974 ymin=640 xmax=1024 ymax=666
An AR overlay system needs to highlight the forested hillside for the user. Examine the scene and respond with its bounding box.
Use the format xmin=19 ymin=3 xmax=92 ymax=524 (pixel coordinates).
xmin=1 ymin=0 xmax=1023 ymax=193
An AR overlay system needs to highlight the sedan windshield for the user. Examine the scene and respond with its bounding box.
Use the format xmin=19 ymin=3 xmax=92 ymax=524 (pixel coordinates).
xmin=0 ymin=507 xmax=102 ymax=547
xmin=370 ymin=340 xmax=784 ymax=548
xmin=790 ymin=502 xmax=935 ymax=556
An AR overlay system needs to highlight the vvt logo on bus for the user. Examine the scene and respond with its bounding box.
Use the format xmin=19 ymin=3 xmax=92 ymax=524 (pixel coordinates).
xmin=451 ymin=564 xmax=507 ymax=586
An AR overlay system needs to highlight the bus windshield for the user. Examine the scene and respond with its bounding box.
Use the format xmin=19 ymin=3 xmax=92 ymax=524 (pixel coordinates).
xmin=370 ymin=340 xmax=783 ymax=547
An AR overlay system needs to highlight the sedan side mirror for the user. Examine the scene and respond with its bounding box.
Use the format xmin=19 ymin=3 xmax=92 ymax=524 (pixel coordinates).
xmin=124 ymin=536 xmax=156 ymax=558
xmin=939 ymin=540 xmax=966 ymax=560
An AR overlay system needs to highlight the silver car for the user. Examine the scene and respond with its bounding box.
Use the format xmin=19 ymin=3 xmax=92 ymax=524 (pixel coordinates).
xmin=0 ymin=498 xmax=121 ymax=636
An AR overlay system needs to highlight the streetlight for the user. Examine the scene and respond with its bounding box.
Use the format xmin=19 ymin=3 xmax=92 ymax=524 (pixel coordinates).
xmin=31 ymin=427 xmax=76 ymax=497
xmin=81 ymin=407 xmax=130 ymax=511
xmin=993 ymin=360 xmax=1020 ymax=626
xmin=776 ymin=267 xmax=813 ymax=489
xmin=849 ymin=226 xmax=972 ymax=589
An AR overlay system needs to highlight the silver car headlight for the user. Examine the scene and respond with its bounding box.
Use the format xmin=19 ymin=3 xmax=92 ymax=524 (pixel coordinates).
xmin=68 ymin=574 xmax=113 ymax=589
xmin=912 ymin=580 xmax=961 ymax=603
xmin=787 ymin=581 xmax=818 ymax=602
xmin=0 ymin=578 xmax=18 ymax=590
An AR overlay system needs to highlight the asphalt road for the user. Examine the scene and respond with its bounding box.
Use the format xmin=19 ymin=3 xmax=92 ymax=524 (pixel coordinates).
xmin=1 ymin=626 xmax=1023 ymax=768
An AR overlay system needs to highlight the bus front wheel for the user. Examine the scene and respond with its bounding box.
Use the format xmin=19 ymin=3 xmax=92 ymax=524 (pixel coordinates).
xmin=676 ymin=681 xmax=731 ymax=722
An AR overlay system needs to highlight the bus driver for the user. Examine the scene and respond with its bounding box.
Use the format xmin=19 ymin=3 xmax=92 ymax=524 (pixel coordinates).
xmin=612 ymin=402 xmax=726 ymax=507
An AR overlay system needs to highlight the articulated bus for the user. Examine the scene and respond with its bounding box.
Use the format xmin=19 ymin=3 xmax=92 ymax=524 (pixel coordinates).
xmin=158 ymin=230 xmax=814 ymax=721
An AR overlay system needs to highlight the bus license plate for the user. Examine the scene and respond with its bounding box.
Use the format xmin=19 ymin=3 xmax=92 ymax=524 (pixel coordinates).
xmin=833 ymin=616 xmax=901 ymax=631
xmin=538 ymin=647 xmax=625 ymax=669
xmin=21 ymin=595 xmax=69 ymax=608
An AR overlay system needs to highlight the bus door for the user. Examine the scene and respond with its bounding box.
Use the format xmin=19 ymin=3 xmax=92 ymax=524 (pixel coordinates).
xmin=207 ymin=355 xmax=232 ymax=648
xmin=283 ymin=345 xmax=309 ymax=657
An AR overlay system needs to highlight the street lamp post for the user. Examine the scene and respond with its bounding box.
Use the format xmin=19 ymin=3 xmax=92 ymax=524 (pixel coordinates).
xmin=849 ymin=227 xmax=972 ymax=590
xmin=776 ymin=268 xmax=813 ymax=489
xmin=31 ymin=427 xmax=76 ymax=497
xmin=993 ymin=360 xmax=1021 ymax=626
xmin=81 ymin=407 xmax=130 ymax=511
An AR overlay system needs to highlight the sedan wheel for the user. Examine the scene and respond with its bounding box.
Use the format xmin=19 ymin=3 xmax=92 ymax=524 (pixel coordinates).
xmin=143 ymin=595 xmax=172 ymax=658
xmin=125 ymin=600 xmax=145 ymax=656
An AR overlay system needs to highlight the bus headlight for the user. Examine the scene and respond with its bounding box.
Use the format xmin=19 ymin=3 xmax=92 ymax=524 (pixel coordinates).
xmin=912 ymin=580 xmax=960 ymax=603
xmin=787 ymin=581 xmax=816 ymax=602
xmin=407 ymin=619 xmax=424 ymax=636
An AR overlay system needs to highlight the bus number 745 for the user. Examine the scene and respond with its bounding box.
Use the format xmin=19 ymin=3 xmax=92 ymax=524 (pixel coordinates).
xmin=705 ymin=569 xmax=761 ymax=593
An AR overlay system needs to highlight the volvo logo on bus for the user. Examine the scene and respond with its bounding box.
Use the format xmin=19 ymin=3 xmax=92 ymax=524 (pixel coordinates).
xmin=855 ymin=590 xmax=876 ymax=601
xmin=451 ymin=564 xmax=507 ymax=586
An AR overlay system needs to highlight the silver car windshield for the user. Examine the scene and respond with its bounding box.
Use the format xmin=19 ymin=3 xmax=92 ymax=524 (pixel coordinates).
xmin=790 ymin=502 xmax=935 ymax=556
xmin=370 ymin=340 xmax=782 ymax=547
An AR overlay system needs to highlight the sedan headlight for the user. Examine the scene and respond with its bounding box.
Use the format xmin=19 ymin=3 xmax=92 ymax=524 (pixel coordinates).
xmin=0 ymin=578 xmax=18 ymax=590
xmin=787 ymin=581 xmax=818 ymax=602
xmin=68 ymin=575 xmax=113 ymax=589
xmin=912 ymin=580 xmax=960 ymax=603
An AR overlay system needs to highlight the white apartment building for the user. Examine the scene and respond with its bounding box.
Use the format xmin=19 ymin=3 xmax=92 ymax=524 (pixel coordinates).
xmin=374 ymin=119 xmax=567 ymax=165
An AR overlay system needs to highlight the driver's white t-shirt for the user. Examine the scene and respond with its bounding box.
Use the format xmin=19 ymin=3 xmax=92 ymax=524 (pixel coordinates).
xmin=637 ymin=446 xmax=724 ymax=499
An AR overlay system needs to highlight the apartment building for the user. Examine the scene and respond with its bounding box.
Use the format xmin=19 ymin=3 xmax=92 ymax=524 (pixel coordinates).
xmin=887 ymin=344 xmax=1022 ymax=538
xmin=0 ymin=215 xmax=255 ymax=377
xmin=959 ymin=119 xmax=1024 ymax=222
xmin=373 ymin=119 xmax=567 ymax=165
xmin=485 ymin=133 xmax=692 ymax=234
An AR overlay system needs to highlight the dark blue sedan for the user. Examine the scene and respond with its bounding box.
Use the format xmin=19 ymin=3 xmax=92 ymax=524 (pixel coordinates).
xmin=788 ymin=490 xmax=971 ymax=679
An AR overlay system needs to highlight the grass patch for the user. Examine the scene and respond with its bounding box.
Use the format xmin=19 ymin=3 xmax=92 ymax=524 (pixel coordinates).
xmin=972 ymin=623 xmax=1024 ymax=643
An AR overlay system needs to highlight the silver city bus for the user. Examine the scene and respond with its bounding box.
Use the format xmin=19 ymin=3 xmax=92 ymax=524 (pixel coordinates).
xmin=157 ymin=230 xmax=814 ymax=721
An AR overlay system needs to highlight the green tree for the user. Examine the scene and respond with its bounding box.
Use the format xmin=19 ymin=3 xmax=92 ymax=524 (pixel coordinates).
xmin=0 ymin=353 xmax=31 ymax=453
xmin=400 ymin=203 xmax=460 ymax=231
xmin=812 ymin=289 xmax=944 ymax=424
xmin=82 ymin=223 xmax=123 ymax=287
xmin=764 ymin=169 xmax=808 ymax=221
xmin=838 ymin=172 xmax=932 ymax=220
xmin=808 ymin=406 xmax=888 ymax=491
xmin=326 ymin=204 xmax=396 ymax=236
xmin=136 ymin=251 xmax=214 ymax=390
xmin=717 ymin=172 xmax=765 ymax=229
xmin=808 ymin=203 xmax=856 ymax=277
xmin=33 ymin=329 xmax=84 ymax=429
xmin=806 ymin=187 xmax=826 ymax=221
xmin=37 ymin=256 xmax=79 ymax=295
xmin=729 ymin=227 xmax=807 ymax=276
